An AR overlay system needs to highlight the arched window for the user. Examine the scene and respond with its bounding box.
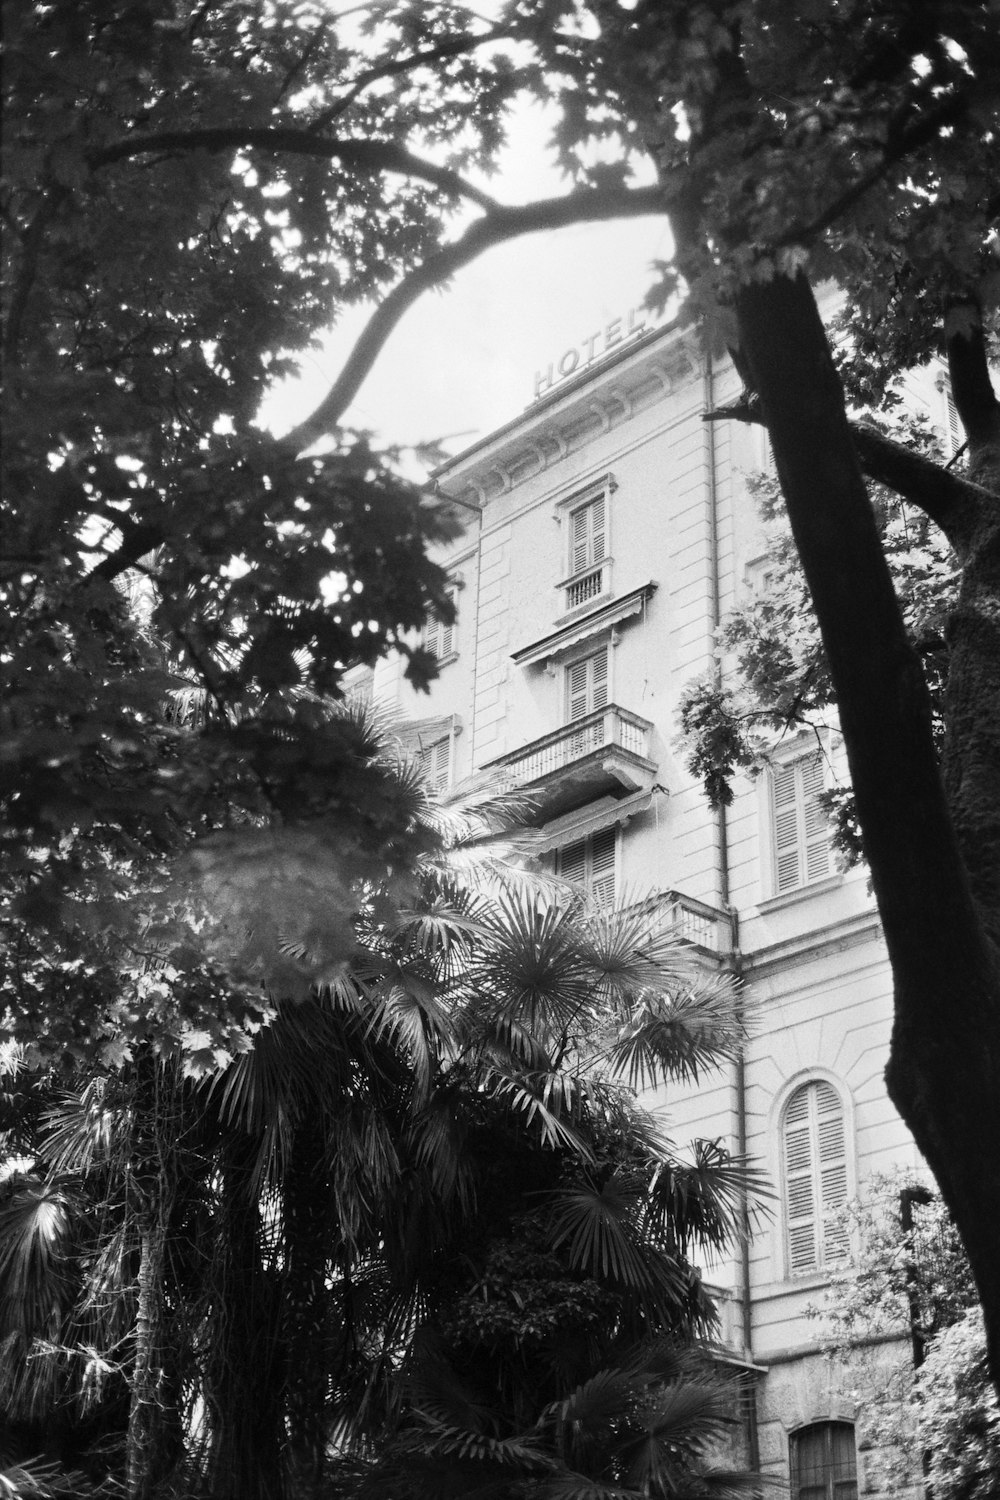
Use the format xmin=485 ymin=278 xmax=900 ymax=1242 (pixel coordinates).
xmin=790 ymin=1421 xmax=857 ymax=1500
xmin=782 ymin=1080 xmax=850 ymax=1275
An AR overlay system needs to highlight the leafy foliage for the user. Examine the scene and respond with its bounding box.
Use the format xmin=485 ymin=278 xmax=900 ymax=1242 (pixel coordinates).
xmin=808 ymin=1171 xmax=987 ymax=1493
xmin=679 ymin=414 xmax=961 ymax=862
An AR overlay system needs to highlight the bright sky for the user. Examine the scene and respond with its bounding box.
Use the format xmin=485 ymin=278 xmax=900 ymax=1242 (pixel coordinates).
xmin=260 ymin=101 xmax=673 ymax=460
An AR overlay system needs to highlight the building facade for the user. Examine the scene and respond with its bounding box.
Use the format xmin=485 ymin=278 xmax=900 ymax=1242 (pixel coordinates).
xmin=359 ymin=316 xmax=957 ymax=1496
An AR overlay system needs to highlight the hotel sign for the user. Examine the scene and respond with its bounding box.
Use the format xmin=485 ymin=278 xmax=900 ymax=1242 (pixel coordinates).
xmin=533 ymin=305 xmax=650 ymax=401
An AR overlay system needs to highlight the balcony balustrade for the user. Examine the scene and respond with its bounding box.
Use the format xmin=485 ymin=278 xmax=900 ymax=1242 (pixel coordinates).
xmin=628 ymin=888 xmax=735 ymax=957
xmin=485 ymin=704 xmax=656 ymax=820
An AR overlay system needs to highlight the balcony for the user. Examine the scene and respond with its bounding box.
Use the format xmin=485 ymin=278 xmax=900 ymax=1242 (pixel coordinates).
xmin=485 ymin=704 xmax=656 ymax=821
xmin=629 ymin=888 xmax=735 ymax=958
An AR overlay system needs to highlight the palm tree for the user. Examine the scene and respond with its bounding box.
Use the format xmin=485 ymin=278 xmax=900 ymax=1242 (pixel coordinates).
xmin=1 ymin=724 xmax=767 ymax=1500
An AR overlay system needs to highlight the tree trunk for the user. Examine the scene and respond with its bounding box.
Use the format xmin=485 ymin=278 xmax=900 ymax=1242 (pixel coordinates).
xmin=732 ymin=269 xmax=1000 ymax=1392
xmin=205 ymin=1133 xmax=286 ymax=1500
xmin=125 ymin=1213 xmax=165 ymax=1500
xmin=283 ymin=1118 xmax=335 ymax=1497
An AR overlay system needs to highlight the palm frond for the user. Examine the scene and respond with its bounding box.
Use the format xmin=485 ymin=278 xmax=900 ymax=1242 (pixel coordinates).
xmin=0 ymin=1175 xmax=77 ymax=1341
xmin=482 ymin=1071 xmax=592 ymax=1158
xmin=646 ymin=1140 xmax=774 ymax=1257
xmin=548 ymin=1175 xmax=653 ymax=1289
xmin=606 ymin=984 xmax=744 ymax=1092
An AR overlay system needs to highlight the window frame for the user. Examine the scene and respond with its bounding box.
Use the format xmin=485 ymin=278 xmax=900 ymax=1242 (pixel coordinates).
xmin=765 ymin=741 xmax=833 ymax=898
xmin=564 ymin=641 xmax=611 ymax=725
xmin=422 ymin=581 xmax=459 ymax=664
xmin=778 ymin=1076 xmax=853 ymax=1279
xmin=418 ymin=735 xmax=452 ymax=795
xmin=554 ymin=474 xmax=616 ymax=615
xmin=789 ymin=1420 xmax=858 ymax=1500
xmin=555 ymin=826 xmax=619 ymax=911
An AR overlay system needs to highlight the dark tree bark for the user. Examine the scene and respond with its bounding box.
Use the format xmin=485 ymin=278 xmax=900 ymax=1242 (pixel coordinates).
xmin=283 ymin=1120 xmax=336 ymax=1497
xmin=205 ymin=1135 xmax=286 ymax=1500
xmin=732 ymin=270 xmax=1000 ymax=1391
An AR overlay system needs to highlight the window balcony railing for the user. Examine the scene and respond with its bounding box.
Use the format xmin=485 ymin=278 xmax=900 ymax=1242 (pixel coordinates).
xmin=627 ymin=888 xmax=735 ymax=957
xmin=484 ymin=705 xmax=656 ymax=819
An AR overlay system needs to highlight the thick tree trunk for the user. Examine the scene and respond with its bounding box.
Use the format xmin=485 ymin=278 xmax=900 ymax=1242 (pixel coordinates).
xmin=732 ymin=270 xmax=1000 ymax=1392
xmin=205 ymin=1134 xmax=286 ymax=1500
xmin=283 ymin=1119 xmax=335 ymax=1496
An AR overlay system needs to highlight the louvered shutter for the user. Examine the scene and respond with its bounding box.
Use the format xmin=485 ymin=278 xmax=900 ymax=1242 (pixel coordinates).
xmin=783 ymin=1081 xmax=849 ymax=1275
xmin=567 ymin=658 xmax=591 ymax=721
xmin=773 ymin=762 xmax=801 ymax=893
xmin=422 ymin=587 xmax=456 ymax=660
xmin=589 ymin=828 xmax=617 ymax=910
xmin=801 ymin=755 xmax=830 ymax=882
xmin=590 ymin=647 xmax=608 ymax=711
xmin=559 ymin=839 xmax=587 ymax=886
xmin=572 ymin=505 xmax=591 ymax=573
xmin=570 ymin=496 xmax=607 ymax=574
xmin=772 ymin=753 xmax=830 ymax=893
xmin=421 ymin=738 xmax=450 ymax=793
xmin=590 ymin=495 xmax=606 ymax=563
xmin=816 ymin=1082 xmax=849 ymax=1263
xmin=945 ymin=387 xmax=962 ymax=455
xmin=566 ymin=646 xmax=609 ymax=722
xmin=784 ymin=1086 xmax=818 ymax=1272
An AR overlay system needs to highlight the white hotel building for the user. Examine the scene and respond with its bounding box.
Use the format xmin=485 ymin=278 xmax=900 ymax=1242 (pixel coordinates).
xmin=355 ymin=312 xmax=958 ymax=1496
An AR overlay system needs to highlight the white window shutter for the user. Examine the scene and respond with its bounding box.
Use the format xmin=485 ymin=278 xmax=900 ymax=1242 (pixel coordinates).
xmin=772 ymin=752 xmax=830 ymax=893
xmin=590 ymin=495 xmax=607 ymax=563
xmin=570 ymin=495 xmax=608 ymax=574
xmin=572 ymin=505 xmax=591 ymax=574
xmin=783 ymin=1081 xmax=850 ymax=1275
xmin=567 ymin=658 xmax=590 ymax=721
xmin=566 ymin=647 xmax=609 ymax=723
xmin=590 ymin=647 xmax=609 ymax=712
xmin=420 ymin=738 xmax=450 ymax=793
xmin=801 ymin=755 xmax=830 ymax=882
xmin=558 ymin=829 xmax=616 ymax=910
xmin=773 ymin=762 xmax=801 ymax=893
xmin=589 ymin=827 xmax=617 ymax=910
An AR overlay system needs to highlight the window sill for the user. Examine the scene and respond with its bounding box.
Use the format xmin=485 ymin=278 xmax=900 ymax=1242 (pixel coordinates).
xmin=757 ymin=873 xmax=843 ymax=915
xmin=427 ymin=651 xmax=459 ymax=669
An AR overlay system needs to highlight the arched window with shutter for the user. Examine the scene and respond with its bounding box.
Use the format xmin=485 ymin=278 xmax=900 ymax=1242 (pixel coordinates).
xmin=782 ymin=1079 xmax=850 ymax=1276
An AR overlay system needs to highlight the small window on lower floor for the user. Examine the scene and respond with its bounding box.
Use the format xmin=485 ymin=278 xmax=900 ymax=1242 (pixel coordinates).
xmin=556 ymin=827 xmax=617 ymax=910
xmin=791 ymin=1421 xmax=858 ymax=1500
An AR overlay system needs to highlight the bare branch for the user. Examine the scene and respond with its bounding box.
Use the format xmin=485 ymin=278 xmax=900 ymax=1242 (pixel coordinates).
xmin=90 ymin=128 xmax=500 ymax=212
xmin=282 ymin=185 xmax=666 ymax=451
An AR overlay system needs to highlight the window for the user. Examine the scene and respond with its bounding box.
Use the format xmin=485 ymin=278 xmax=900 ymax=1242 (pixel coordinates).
xmin=557 ymin=827 xmax=617 ymax=910
xmin=783 ymin=1080 xmax=850 ymax=1275
xmin=422 ymin=586 xmax=457 ymax=662
xmin=419 ymin=737 xmax=451 ymax=794
xmin=562 ymin=491 xmax=610 ymax=610
xmin=770 ymin=750 xmax=831 ymax=894
xmin=790 ymin=1422 xmax=858 ymax=1500
xmin=566 ymin=645 xmax=609 ymax=722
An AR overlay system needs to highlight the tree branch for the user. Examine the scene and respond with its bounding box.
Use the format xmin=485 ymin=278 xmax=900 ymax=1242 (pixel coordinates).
xmin=283 ymin=185 xmax=666 ymax=451
xmin=703 ymin=400 xmax=999 ymax=556
xmin=310 ymin=25 xmax=514 ymax=130
xmin=90 ymin=128 xmax=500 ymax=212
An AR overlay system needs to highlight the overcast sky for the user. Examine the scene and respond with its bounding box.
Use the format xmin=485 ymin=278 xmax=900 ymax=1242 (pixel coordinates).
xmin=260 ymin=101 xmax=673 ymax=460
